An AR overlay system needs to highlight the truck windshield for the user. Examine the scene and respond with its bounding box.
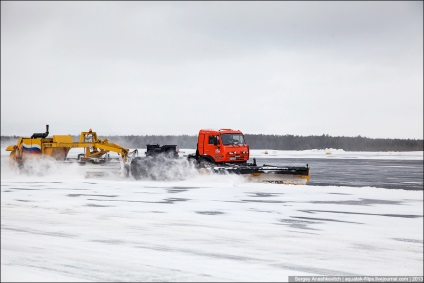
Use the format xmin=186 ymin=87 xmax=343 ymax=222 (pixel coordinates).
xmin=221 ymin=134 xmax=245 ymax=145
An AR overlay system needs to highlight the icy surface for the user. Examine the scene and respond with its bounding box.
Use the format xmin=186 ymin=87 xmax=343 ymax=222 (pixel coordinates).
xmin=249 ymin=149 xmax=423 ymax=160
xmin=1 ymin=149 xmax=423 ymax=281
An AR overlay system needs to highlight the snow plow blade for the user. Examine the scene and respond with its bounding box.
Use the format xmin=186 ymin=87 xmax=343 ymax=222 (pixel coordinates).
xmin=210 ymin=164 xmax=310 ymax=184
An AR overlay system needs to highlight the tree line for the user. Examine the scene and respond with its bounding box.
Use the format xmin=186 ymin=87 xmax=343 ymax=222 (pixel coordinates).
xmin=1 ymin=134 xmax=422 ymax=151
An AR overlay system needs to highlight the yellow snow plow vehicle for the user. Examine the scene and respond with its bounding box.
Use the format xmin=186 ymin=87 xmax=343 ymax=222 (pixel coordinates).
xmin=6 ymin=125 xmax=137 ymax=176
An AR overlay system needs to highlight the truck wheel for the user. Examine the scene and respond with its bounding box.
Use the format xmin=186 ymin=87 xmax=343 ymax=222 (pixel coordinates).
xmin=199 ymin=156 xmax=214 ymax=169
xmin=188 ymin=155 xmax=199 ymax=168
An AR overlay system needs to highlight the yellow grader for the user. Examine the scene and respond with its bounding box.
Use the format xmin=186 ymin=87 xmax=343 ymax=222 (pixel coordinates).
xmin=6 ymin=125 xmax=137 ymax=176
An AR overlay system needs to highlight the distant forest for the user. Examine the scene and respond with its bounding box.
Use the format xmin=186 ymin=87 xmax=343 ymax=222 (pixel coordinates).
xmin=2 ymin=134 xmax=422 ymax=151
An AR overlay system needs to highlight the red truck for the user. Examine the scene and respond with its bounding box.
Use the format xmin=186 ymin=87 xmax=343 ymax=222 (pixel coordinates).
xmin=131 ymin=128 xmax=310 ymax=184
xmin=191 ymin=129 xmax=250 ymax=165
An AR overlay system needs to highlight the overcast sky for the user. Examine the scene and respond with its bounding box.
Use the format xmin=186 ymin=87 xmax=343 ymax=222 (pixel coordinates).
xmin=1 ymin=1 xmax=423 ymax=139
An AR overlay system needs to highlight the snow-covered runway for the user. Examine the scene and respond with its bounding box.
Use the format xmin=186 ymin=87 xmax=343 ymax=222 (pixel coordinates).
xmin=2 ymin=149 xmax=423 ymax=281
xmin=1 ymin=170 xmax=423 ymax=281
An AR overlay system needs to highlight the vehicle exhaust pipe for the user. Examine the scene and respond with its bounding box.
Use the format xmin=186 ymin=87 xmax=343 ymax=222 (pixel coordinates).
xmin=31 ymin=124 xmax=49 ymax=139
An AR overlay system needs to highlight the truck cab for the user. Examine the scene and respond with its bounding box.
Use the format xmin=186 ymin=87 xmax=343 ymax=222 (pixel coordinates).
xmin=196 ymin=129 xmax=249 ymax=164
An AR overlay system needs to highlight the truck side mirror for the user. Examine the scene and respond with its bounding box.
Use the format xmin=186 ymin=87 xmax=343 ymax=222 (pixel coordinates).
xmin=214 ymin=137 xmax=219 ymax=146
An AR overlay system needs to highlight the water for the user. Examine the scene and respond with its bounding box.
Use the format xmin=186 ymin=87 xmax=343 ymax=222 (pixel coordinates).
xmin=255 ymin=158 xmax=424 ymax=190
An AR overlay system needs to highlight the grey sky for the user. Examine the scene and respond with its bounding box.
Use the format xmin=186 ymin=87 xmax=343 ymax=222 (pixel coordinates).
xmin=1 ymin=1 xmax=423 ymax=139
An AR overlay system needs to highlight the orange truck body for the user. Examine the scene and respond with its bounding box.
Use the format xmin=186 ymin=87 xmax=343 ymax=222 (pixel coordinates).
xmin=196 ymin=129 xmax=249 ymax=163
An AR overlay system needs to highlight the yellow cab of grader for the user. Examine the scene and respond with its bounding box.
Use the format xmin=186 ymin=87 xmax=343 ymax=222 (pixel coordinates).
xmin=6 ymin=125 xmax=72 ymax=165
